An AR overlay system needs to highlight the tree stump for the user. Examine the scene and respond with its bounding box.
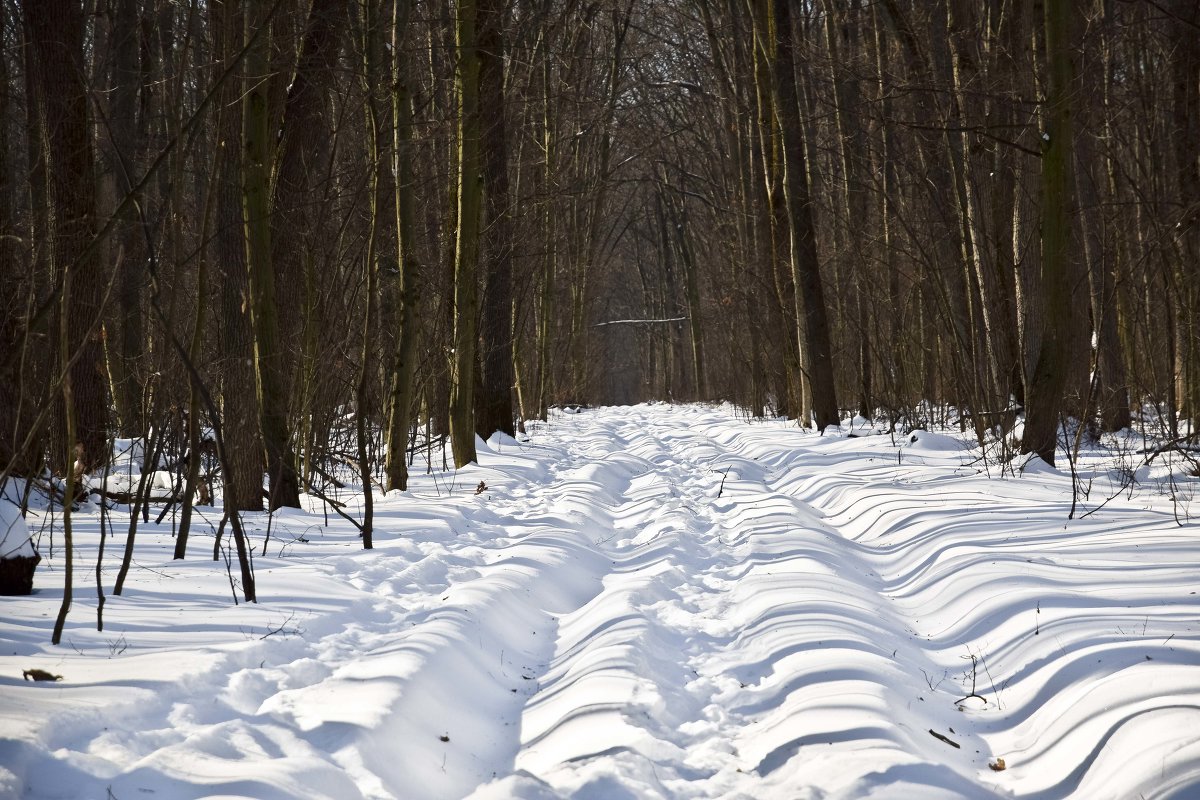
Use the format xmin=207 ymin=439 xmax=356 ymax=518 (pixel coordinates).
xmin=0 ymin=553 xmax=40 ymax=595
xmin=1 ymin=500 xmax=38 ymax=595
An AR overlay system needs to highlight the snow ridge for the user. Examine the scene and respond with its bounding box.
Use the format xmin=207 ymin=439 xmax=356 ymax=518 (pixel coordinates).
xmin=2 ymin=405 xmax=1199 ymax=799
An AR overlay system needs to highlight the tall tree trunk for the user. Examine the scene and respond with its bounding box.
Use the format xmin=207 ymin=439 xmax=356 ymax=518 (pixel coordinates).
xmin=1078 ymin=0 xmax=1130 ymax=432
xmin=676 ymin=198 xmax=707 ymax=400
xmin=269 ymin=0 xmax=347 ymax=401
xmin=18 ymin=13 xmax=56 ymax=474
xmin=534 ymin=48 xmax=555 ymax=421
xmin=26 ymin=0 xmax=109 ymax=473
xmin=356 ymin=0 xmax=393 ymax=547
xmin=881 ymin=0 xmax=979 ymax=418
xmin=567 ymin=1 xmax=633 ymax=402
xmin=0 ymin=3 xmax=29 ymax=476
xmin=449 ymin=0 xmax=482 ymax=467
xmin=211 ymin=0 xmax=264 ymax=513
xmin=822 ymin=0 xmax=871 ymax=418
xmin=475 ymin=0 xmax=515 ymax=439
xmin=244 ymin=1 xmax=300 ymax=509
xmin=1169 ymin=0 xmax=1200 ymax=421
xmin=772 ymin=0 xmax=839 ymax=430
xmin=707 ymin=0 xmax=765 ymax=415
xmin=946 ymin=0 xmax=1015 ymax=420
xmin=748 ymin=0 xmax=795 ymax=417
xmin=94 ymin=0 xmax=147 ymax=437
xmin=1023 ymin=0 xmax=1081 ymax=465
xmin=384 ymin=1 xmax=422 ymax=492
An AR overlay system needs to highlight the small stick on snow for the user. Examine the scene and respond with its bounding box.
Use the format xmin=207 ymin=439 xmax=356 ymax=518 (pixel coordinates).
xmin=928 ymin=729 xmax=961 ymax=749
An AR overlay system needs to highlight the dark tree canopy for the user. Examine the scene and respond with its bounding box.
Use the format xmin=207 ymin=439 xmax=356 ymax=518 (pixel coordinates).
xmin=0 ymin=0 xmax=1193 ymax=501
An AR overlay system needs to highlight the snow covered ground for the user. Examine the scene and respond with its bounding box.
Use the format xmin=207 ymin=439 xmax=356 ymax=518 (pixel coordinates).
xmin=2 ymin=404 xmax=1199 ymax=799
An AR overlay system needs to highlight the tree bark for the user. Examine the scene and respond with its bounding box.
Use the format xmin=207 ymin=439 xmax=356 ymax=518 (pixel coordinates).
xmin=946 ymin=0 xmax=1019 ymax=419
xmin=822 ymin=0 xmax=871 ymax=418
xmin=475 ymin=0 xmax=515 ymax=440
xmin=534 ymin=47 xmax=556 ymax=421
xmin=269 ymin=0 xmax=348 ymax=399
xmin=211 ymin=0 xmax=265 ymax=513
xmin=25 ymin=0 xmax=109 ymax=474
xmin=384 ymin=1 xmax=422 ymax=492
xmin=1023 ymin=0 xmax=1081 ymax=465
xmin=96 ymin=0 xmax=147 ymax=437
xmin=0 ymin=4 xmax=31 ymax=476
xmin=772 ymin=0 xmax=839 ymax=430
xmin=1077 ymin=0 xmax=1130 ymax=432
xmin=1169 ymin=0 xmax=1200 ymax=420
xmin=748 ymin=0 xmax=795 ymax=417
xmin=243 ymin=1 xmax=300 ymax=509
xmin=449 ymin=0 xmax=482 ymax=467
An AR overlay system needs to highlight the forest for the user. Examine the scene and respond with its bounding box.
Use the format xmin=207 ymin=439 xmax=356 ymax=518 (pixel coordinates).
xmin=3 ymin=2 xmax=1200 ymax=796
xmin=1 ymin=0 xmax=1198 ymax=533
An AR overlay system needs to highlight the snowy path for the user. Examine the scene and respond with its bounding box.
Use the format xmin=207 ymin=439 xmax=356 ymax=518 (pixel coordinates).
xmin=3 ymin=405 xmax=1200 ymax=799
xmin=485 ymin=409 xmax=1001 ymax=799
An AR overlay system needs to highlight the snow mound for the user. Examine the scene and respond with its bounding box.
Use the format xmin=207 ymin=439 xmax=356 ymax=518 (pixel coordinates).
xmin=905 ymin=429 xmax=969 ymax=452
xmin=487 ymin=431 xmax=525 ymax=450
xmin=0 ymin=500 xmax=35 ymax=559
xmin=97 ymin=470 xmax=181 ymax=500
xmin=1017 ymin=453 xmax=1058 ymax=475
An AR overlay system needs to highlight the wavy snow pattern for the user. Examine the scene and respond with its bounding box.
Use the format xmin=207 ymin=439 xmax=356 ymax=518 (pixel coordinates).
xmin=1 ymin=405 xmax=1198 ymax=799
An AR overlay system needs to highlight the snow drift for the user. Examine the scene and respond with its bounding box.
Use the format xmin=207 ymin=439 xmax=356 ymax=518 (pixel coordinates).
xmin=1 ymin=405 xmax=1198 ymax=799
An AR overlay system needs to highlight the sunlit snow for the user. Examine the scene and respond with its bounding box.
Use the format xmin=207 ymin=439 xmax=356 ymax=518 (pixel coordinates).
xmin=2 ymin=404 xmax=1199 ymax=799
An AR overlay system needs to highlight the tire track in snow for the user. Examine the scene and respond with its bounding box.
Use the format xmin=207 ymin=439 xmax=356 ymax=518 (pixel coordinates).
xmin=8 ymin=419 xmax=654 ymax=800
xmin=206 ymin=411 xmax=712 ymax=800
xmin=11 ymin=405 xmax=1199 ymax=799
xmin=480 ymin=406 xmax=1005 ymax=799
xmin=238 ymin=420 xmax=660 ymax=800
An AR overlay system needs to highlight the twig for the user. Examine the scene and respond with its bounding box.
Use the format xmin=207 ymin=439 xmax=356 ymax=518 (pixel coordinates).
xmin=928 ymin=729 xmax=961 ymax=749
xmin=259 ymin=611 xmax=298 ymax=639
xmin=304 ymin=484 xmax=363 ymax=532
xmin=954 ymin=651 xmax=989 ymax=706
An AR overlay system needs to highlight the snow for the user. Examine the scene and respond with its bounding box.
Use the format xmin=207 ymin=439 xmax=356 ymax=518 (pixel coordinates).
xmin=905 ymin=429 xmax=970 ymax=452
xmin=0 ymin=499 xmax=35 ymax=560
xmin=98 ymin=470 xmax=183 ymax=501
xmin=2 ymin=404 xmax=1199 ymax=799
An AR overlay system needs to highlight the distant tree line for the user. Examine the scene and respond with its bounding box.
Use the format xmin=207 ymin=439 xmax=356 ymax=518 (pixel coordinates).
xmin=0 ymin=0 xmax=1197 ymax=528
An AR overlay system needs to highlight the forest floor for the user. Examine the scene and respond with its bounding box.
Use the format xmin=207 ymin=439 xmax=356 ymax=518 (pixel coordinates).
xmin=2 ymin=404 xmax=1199 ymax=799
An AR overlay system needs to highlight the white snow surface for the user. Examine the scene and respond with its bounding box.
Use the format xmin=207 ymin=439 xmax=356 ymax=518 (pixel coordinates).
xmin=2 ymin=404 xmax=1199 ymax=799
xmin=0 ymin=501 xmax=35 ymax=559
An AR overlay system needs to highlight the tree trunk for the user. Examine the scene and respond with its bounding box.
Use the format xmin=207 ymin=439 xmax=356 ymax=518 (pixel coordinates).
xmin=449 ymin=0 xmax=482 ymax=467
xmin=1078 ymin=1 xmax=1130 ymax=432
xmin=946 ymin=0 xmax=1018 ymax=420
xmin=1023 ymin=0 xmax=1081 ymax=465
xmin=25 ymin=0 xmax=109 ymax=474
xmin=772 ymin=0 xmax=839 ymax=430
xmin=672 ymin=190 xmax=707 ymax=400
xmin=384 ymin=2 xmax=422 ymax=492
xmin=0 ymin=4 xmax=32 ymax=477
xmin=748 ymin=0 xmax=795 ymax=417
xmin=269 ymin=0 xmax=348 ymax=400
xmin=243 ymin=1 xmax=300 ymax=509
xmin=475 ymin=0 xmax=515 ymax=440
xmin=211 ymin=0 xmax=264 ymax=513
xmin=534 ymin=50 xmax=555 ymax=421
xmin=96 ymin=0 xmax=146 ymax=437
xmin=1169 ymin=0 xmax=1200 ymax=421
xmin=356 ymin=0 xmax=393 ymax=547
xmin=822 ymin=0 xmax=871 ymax=418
